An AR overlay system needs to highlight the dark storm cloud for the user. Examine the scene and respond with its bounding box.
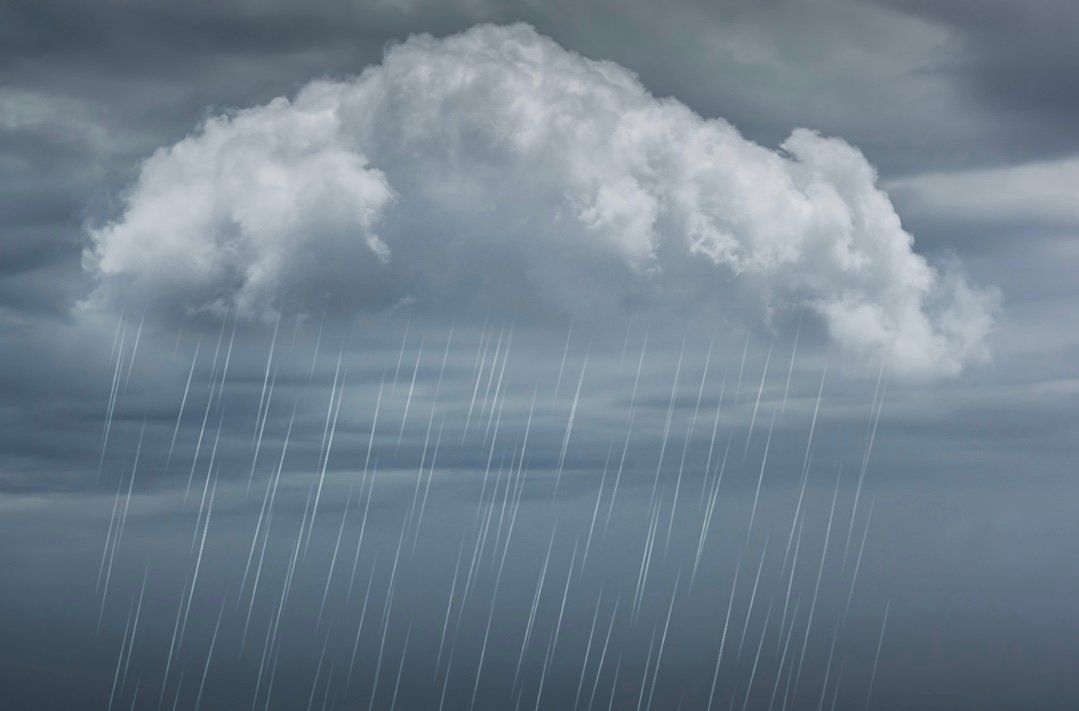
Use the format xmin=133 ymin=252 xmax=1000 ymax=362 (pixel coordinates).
xmin=885 ymin=0 xmax=1079 ymax=158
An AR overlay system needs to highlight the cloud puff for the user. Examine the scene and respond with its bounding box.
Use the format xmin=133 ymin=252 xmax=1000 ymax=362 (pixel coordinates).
xmin=84 ymin=23 xmax=997 ymax=376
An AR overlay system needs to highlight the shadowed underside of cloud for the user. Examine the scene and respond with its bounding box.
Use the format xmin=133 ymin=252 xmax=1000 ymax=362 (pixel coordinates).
xmin=83 ymin=23 xmax=997 ymax=377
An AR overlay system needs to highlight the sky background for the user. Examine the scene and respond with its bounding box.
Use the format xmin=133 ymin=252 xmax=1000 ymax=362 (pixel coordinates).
xmin=1 ymin=1 xmax=1077 ymax=710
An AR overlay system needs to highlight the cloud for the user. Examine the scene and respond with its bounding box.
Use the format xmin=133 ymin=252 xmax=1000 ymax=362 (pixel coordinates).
xmin=887 ymin=157 xmax=1079 ymax=227
xmin=83 ymin=22 xmax=997 ymax=377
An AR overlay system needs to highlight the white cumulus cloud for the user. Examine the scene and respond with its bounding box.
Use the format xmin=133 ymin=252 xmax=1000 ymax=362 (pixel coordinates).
xmin=83 ymin=23 xmax=997 ymax=377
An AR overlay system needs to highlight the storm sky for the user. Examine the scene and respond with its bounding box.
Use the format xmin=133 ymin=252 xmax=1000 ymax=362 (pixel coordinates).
xmin=1 ymin=2 xmax=1077 ymax=710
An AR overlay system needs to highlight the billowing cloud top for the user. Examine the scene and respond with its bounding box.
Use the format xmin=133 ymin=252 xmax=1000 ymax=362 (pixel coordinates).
xmin=84 ymin=23 xmax=997 ymax=377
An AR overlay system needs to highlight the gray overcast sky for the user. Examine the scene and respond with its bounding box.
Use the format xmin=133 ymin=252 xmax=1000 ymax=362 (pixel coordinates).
xmin=1 ymin=2 xmax=1077 ymax=710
